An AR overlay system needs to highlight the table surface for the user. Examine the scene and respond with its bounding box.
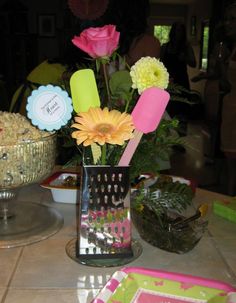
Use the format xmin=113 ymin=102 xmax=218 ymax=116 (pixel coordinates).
xmin=0 ymin=182 xmax=236 ymax=303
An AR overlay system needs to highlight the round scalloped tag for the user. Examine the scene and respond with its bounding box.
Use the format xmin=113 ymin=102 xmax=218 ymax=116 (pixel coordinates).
xmin=26 ymin=85 xmax=73 ymax=131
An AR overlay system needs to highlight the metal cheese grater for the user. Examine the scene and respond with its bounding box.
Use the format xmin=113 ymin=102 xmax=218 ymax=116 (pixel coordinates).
xmin=76 ymin=165 xmax=133 ymax=260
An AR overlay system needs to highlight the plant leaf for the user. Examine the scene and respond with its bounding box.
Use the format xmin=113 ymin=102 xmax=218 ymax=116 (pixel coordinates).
xmin=109 ymin=70 xmax=132 ymax=99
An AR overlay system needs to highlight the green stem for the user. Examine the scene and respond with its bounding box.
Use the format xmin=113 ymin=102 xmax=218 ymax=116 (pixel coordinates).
xmin=125 ymin=88 xmax=134 ymax=112
xmin=102 ymin=63 xmax=111 ymax=109
xmin=101 ymin=144 xmax=107 ymax=165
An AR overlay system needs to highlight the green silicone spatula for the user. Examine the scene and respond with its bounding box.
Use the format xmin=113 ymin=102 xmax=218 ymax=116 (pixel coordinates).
xmin=70 ymin=68 xmax=101 ymax=164
xmin=70 ymin=69 xmax=100 ymax=113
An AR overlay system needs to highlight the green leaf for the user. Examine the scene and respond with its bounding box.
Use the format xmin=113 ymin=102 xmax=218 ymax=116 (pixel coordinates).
xmin=109 ymin=70 xmax=132 ymax=100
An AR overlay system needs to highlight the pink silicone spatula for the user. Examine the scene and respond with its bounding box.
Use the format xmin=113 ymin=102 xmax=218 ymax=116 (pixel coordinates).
xmin=118 ymin=87 xmax=170 ymax=166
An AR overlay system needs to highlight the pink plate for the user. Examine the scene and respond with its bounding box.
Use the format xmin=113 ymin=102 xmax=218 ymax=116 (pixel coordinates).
xmin=93 ymin=267 xmax=236 ymax=303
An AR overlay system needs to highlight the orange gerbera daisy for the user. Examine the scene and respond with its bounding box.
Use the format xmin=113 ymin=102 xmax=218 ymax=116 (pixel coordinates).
xmin=71 ymin=107 xmax=134 ymax=146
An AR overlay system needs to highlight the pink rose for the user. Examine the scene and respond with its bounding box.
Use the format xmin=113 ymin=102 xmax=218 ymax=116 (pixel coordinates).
xmin=72 ymin=25 xmax=120 ymax=59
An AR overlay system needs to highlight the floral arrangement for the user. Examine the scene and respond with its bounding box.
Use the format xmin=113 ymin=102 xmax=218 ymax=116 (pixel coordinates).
xmin=66 ymin=25 xmax=207 ymax=254
xmin=62 ymin=24 xmax=182 ymax=179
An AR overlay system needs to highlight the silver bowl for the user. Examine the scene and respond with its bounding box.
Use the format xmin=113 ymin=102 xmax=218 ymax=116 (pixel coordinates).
xmin=0 ymin=133 xmax=63 ymax=248
xmin=0 ymin=133 xmax=57 ymax=219
xmin=0 ymin=134 xmax=63 ymax=248
xmin=0 ymin=133 xmax=57 ymax=189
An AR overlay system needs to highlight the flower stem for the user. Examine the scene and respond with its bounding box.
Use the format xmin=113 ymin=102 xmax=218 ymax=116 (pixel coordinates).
xmin=101 ymin=144 xmax=107 ymax=165
xmin=102 ymin=63 xmax=111 ymax=109
xmin=125 ymin=89 xmax=134 ymax=112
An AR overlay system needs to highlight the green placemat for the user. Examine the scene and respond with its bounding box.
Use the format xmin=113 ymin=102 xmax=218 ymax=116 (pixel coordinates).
xmin=213 ymin=198 xmax=236 ymax=223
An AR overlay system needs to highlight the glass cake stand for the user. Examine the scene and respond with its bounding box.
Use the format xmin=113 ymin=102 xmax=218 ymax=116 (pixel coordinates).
xmin=0 ymin=134 xmax=63 ymax=248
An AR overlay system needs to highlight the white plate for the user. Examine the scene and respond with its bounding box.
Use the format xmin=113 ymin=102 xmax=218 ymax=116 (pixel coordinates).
xmin=40 ymin=171 xmax=80 ymax=204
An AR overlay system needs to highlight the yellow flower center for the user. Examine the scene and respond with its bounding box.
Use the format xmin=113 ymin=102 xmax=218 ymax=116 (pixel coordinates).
xmin=95 ymin=123 xmax=114 ymax=134
xmin=154 ymin=70 xmax=159 ymax=77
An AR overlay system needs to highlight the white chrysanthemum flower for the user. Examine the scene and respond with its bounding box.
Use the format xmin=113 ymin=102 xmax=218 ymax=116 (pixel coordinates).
xmin=130 ymin=57 xmax=169 ymax=94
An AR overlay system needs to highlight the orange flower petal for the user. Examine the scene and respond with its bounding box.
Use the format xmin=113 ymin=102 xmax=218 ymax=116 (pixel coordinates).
xmin=71 ymin=107 xmax=134 ymax=146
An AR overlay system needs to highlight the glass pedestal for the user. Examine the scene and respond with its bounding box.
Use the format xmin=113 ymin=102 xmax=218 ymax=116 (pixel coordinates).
xmin=0 ymin=199 xmax=63 ymax=248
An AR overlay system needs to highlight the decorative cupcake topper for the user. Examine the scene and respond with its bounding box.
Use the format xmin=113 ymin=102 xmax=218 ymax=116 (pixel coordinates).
xmin=26 ymin=85 xmax=73 ymax=131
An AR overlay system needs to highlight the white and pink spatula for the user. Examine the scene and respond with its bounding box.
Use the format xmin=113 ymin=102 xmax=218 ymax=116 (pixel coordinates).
xmin=118 ymin=87 xmax=170 ymax=166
